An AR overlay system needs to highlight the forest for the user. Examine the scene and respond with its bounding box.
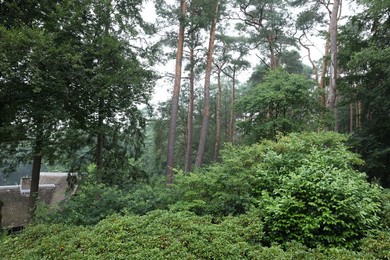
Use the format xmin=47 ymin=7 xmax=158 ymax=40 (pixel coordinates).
xmin=0 ymin=0 xmax=389 ymax=258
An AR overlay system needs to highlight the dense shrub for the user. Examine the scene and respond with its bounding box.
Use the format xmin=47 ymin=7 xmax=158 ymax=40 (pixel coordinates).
xmin=171 ymin=132 xmax=384 ymax=248
xmin=380 ymin=189 xmax=390 ymax=228
xmin=125 ymin=178 xmax=180 ymax=215
xmin=35 ymin=183 xmax=129 ymax=225
xmin=32 ymin=132 xmax=387 ymax=251
xmin=1 ymin=211 xmax=263 ymax=259
xmin=1 ymin=211 xmax=389 ymax=259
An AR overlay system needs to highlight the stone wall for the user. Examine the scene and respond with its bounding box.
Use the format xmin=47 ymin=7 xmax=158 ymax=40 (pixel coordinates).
xmin=0 ymin=172 xmax=71 ymax=228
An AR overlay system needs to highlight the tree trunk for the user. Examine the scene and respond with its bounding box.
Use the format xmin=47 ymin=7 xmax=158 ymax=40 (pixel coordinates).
xmin=195 ymin=0 xmax=219 ymax=168
xmin=326 ymin=0 xmax=340 ymax=130
xmin=167 ymin=0 xmax=187 ymax=183
xmin=229 ymin=68 xmax=236 ymax=143
xmin=268 ymin=35 xmax=277 ymax=70
xmin=319 ymin=32 xmax=330 ymax=106
xmin=355 ymin=101 xmax=360 ymax=129
xmin=28 ymin=132 xmax=43 ymax=223
xmin=184 ymin=46 xmax=195 ymax=172
xmin=96 ymin=98 xmax=104 ymax=183
xmin=214 ymin=69 xmax=222 ymax=161
xmin=349 ymin=103 xmax=353 ymax=133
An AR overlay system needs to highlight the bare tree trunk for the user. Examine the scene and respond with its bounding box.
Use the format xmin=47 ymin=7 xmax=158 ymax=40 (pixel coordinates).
xmin=229 ymin=68 xmax=236 ymax=143
xmin=195 ymin=0 xmax=219 ymax=168
xmin=268 ymin=35 xmax=277 ymax=70
xmin=167 ymin=0 xmax=187 ymax=183
xmin=326 ymin=0 xmax=340 ymax=131
xmin=96 ymin=98 xmax=104 ymax=183
xmin=214 ymin=69 xmax=222 ymax=161
xmin=184 ymin=46 xmax=195 ymax=172
xmin=355 ymin=101 xmax=360 ymax=129
xmin=349 ymin=103 xmax=353 ymax=133
xmin=319 ymin=33 xmax=330 ymax=106
xmin=28 ymin=130 xmax=43 ymax=223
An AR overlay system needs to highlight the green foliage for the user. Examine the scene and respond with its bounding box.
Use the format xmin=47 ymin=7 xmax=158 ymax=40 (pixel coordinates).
xmin=34 ymin=183 xmax=129 ymax=226
xmin=124 ymin=178 xmax=180 ymax=215
xmin=167 ymin=132 xmax=383 ymax=248
xmin=30 ymin=132 xmax=387 ymax=251
xmin=260 ymin=155 xmax=381 ymax=248
xmin=1 ymin=211 xmax=263 ymax=259
xmin=237 ymin=69 xmax=321 ymax=142
xmin=1 ymin=210 xmax=389 ymax=259
xmin=379 ymin=189 xmax=390 ymax=228
xmin=360 ymin=231 xmax=390 ymax=260
xmin=338 ymin=0 xmax=390 ymax=187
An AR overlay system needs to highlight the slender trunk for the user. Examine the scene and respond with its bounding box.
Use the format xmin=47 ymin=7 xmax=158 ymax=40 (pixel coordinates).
xmin=195 ymin=0 xmax=219 ymax=167
xmin=96 ymin=98 xmax=104 ymax=182
xmin=349 ymin=103 xmax=353 ymax=133
xmin=214 ymin=70 xmax=222 ymax=161
xmin=327 ymin=0 xmax=340 ymax=130
xmin=319 ymin=33 xmax=330 ymax=106
xmin=268 ymin=35 xmax=277 ymax=70
xmin=229 ymin=68 xmax=236 ymax=143
xmin=167 ymin=0 xmax=187 ymax=183
xmin=355 ymin=101 xmax=360 ymax=129
xmin=184 ymin=47 xmax=195 ymax=172
xmin=28 ymin=130 xmax=43 ymax=222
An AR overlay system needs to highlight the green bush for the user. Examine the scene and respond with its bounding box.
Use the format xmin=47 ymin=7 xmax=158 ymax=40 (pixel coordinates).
xmin=1 ymin=211 xmax=388 ymax=259
xmin=125 ymin=178 xmax=180 ymax=215
xmin=35 ymin=182 xmax=129 ymax=225
xmin=1 ymin=211 xmax=264 ymax=259
xmin=379 ymin=189 xmax=390 ymax=228
xmin=170 ymin=132 xmax=384 ymax=248
xmin=30 ymin=131 xmax=387 ymax=251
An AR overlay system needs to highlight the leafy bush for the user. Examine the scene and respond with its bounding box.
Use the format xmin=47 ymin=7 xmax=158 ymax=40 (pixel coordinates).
xmin=35 ymin=182 xmax=129 ymax=225
xmin=1 ymin=211 xmax=388 ymax=259
xmin=31 ymin=132 xmax=387 ymax=251
xmin=125 ymin=178 xmax=180 ymax=215
xmin=379 ymin=189 xmax=390 ymax=228
xmin=1 ymin=211 xmax=264 ymax=259
xmin=170 ymin=132 xmax=384 ymax=248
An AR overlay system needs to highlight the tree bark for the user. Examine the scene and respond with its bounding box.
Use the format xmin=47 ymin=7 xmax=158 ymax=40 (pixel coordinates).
xmin=268 ymin=35 xmax=277 ymax=70
xmin=28 ymin=131 xmax=43 ymax=223
xmin=167 ymin=0 xmax=187 ymax=183
xmin=326 ymin=0 xmax=340 ymax=131
xmin=229 ymin=68 xmax=236 ymax=143
xmin=184 ymin=46 xmax=195 ymax=172
xmin=319 ymin=32 xmax=330 ymax=106
xmin=96 ymin=98 xmax=104 ymax=183
xmin=195 ymin=0 xmax=219 ymax=168
xmin=349 ymin=103 xmax=353 ymax=133
xmin=214 ymin=69 xmax=222 ymax=161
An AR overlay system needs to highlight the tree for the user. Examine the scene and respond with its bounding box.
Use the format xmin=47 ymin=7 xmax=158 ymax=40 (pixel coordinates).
xmin=236 ymin=69 xmax=320 ymax=142
xmin=327 ymin=0 xmax=341 ymax=130
xmin=166 ymin=0 xmax=187 ymax=184
xmin=220 ymin=36 xmax=250 ymax=144
xmin=213 ymin=43 xmax=228 ymax=161
xmin=184 ymin=0 xmax=210 ymax=172
xmin=234 ymin=0 xmax=295 ymax=70
xmin=195 ymin=0 xmax=220 ymax=168
xmin=0 ymin=22 xmax=71 ymax=220
xmin=0 ymin=0 xmax=154 ymax=218
xmin=338 ymin=0 xmax=390 ymax=186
